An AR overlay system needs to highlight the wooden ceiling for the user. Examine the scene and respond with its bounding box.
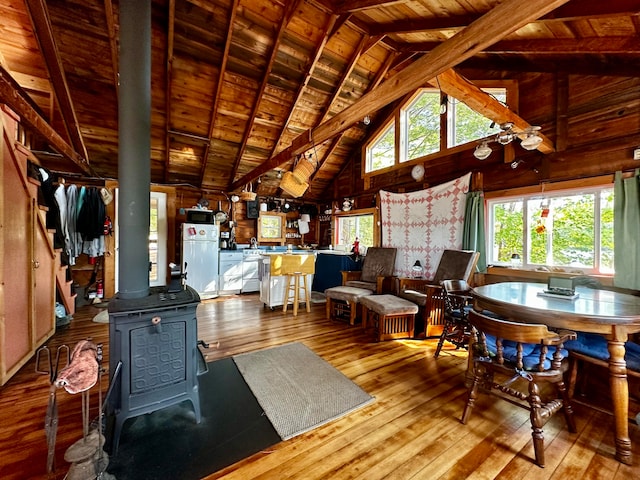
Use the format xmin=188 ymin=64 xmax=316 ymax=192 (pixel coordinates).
xmin=0 ymin=0 xmax=638 ymax=199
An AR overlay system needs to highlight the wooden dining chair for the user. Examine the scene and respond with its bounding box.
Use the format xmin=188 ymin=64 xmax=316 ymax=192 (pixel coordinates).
xmin=433 ymin=279 xmax=473 ymax=358
xmin=461 ymin=309 xmax=578 ymax=468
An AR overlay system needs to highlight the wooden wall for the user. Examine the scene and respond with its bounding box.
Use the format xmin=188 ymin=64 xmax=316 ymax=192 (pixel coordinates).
xmin=332 ymin=72 xmax=640 ymax=199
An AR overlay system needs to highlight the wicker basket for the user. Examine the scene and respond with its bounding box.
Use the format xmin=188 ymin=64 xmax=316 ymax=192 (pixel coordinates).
xmin=239 ymin=183 xmax=257 ymax=201
xmin=292 ymin=156 xmax=315 ymax=183
xmin=280 ymin=171 xmax=308 ymax=198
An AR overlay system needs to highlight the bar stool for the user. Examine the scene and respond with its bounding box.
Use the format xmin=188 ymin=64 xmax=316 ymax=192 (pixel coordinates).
xmin=283 ymin=272 xmax=310 ymax=316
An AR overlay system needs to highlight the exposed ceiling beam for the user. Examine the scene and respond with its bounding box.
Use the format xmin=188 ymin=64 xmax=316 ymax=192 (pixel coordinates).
xmin=199 ymin=0 xmax=239 ymax=186
xmin=228 ymin=0 xmax=301 ymax=190
xmin=0 ymin=65 xmax=90 ymax=174
xmin=333 ymin=0 xmax=407 ymax=14
xmin=24 ymin=0 xmax=88 ymax=161
xmin=368 ymin=1 xmax=640 ymax=36
xmin=318 ymin=33 xmax=370 ymax=124
xmin=231 ymin=0 xmax=571 ymax=191
xmin=403 ymin=37 xmax=640 ymax=55
xmin=313 ymin=49 xmax=399 ymax=180
xmin=267 ymin=12 xmax=341 ymax=163
xmin=433 ymin=69 xmax=554 ymax=153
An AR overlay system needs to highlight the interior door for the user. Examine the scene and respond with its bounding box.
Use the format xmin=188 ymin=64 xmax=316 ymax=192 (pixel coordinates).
xmin=114 ymin=190 xmax=168 ymax=290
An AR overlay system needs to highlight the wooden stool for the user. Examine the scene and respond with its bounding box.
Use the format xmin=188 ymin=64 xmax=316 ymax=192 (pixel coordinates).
xmin=324 ymin=286 xmax=373 ymax=325
xmin=283 ymin=272 xmax=310 ymax=316
xmin=360 ymin=294 xmax=418 ymax=341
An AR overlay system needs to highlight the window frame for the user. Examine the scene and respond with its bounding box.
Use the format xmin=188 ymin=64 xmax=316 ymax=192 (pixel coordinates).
xmin=362 ymin=80 xmax=518 ymax=180
xmin=485 ymin=179 xmax=614 ymax=275
xmin=332 ymin=207 xmax=380 ymax=250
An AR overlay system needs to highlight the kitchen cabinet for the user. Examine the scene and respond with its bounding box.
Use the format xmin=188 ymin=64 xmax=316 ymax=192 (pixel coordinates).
xmin=218 ymin=251 xmax=243 ymax=293
xmin=241 ymin=250 xmax=261 ymax=293
xmin=259 ymin=253 xmax=315 ymax=308
xmin=1 ymin=107 xmax=56 ymax=385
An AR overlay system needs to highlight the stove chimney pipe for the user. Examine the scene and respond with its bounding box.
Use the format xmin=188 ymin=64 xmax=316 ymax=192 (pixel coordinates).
xmin=117 ymin=0 xmax=151 ymax=299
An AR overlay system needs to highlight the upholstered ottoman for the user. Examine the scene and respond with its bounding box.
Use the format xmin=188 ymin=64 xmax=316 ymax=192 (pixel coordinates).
xmin=360 ymin=294 xmax=418 ymax=341
xmin=325 ymin=286 xmax=373 ymax=325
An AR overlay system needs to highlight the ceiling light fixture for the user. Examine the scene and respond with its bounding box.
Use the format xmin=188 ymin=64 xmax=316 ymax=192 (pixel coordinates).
xmin=473 ymin=123 xmax=544 ymax=160
xmin=363 ymin=115 xmax=371 ymax=125
xmin=473 ymin=141 xmax=493 ymax=160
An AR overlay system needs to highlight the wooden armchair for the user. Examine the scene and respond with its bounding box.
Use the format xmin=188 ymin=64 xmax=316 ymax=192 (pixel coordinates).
xmin=340 ymin=247 xmax=397 ymax=294
xmin=462 ymin=309 xmax=577 ymax=468
xmin=396 ymin=249 xmax=479 ymax=338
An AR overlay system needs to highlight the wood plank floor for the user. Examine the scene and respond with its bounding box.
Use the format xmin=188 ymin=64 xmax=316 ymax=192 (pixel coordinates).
xmin=1 ymin=293 xmax=639 ymax=479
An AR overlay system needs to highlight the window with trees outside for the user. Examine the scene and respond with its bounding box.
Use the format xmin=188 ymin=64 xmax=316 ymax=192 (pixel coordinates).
xmin=365 ymin=86 xmax=509 ymax=174
xmin=336 ymin=214 xmax=374 ymax=253
xmin=487 ymin=186 xmax=614 ymax=274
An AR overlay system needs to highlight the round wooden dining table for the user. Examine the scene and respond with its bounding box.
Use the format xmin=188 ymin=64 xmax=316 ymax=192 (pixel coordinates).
xmin=471 ymin=281 xmax=640 ymax=465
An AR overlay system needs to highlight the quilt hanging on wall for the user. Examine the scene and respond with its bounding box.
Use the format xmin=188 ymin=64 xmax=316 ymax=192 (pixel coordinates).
xmin=380 ymin=172 xmax=471 ymax=279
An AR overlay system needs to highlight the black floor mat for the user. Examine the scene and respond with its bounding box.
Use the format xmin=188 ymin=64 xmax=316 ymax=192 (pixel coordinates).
xmin=106 ymin=357 xmax=281 ymax=480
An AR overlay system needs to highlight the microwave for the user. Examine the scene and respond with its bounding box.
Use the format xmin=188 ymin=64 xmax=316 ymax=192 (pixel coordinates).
xmin=185 ymin=209 xmax=214 ymax=224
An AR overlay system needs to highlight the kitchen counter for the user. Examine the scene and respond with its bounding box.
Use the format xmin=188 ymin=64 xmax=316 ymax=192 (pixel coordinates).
xmin=259 ymin=253 xmax=315 ymax=308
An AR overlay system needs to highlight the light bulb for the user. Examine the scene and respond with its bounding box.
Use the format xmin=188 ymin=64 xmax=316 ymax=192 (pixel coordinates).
xmin=474 ymin=141 xmax=492 ymax=160
xmin=363 ymin=115 xmax=370 ymax=125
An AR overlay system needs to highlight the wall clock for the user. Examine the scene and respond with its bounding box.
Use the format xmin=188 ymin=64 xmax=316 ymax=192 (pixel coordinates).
xmin=411 ymin=164 xmax=425 ymax=182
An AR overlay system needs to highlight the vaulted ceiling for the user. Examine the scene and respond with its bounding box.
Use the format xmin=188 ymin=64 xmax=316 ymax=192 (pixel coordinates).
xmin=0 ymin=0 xmax=638 ymax=200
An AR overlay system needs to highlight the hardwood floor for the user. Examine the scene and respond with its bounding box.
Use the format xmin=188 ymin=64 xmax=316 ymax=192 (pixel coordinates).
xmin=1 ymin=293 xmax=639 ymax=479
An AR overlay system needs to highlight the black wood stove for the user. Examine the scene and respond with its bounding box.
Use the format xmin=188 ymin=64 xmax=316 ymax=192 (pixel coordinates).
xmin=103 ymin=0 xmax=204 ymax=455
xmin=105 ymin=286 xmax=203 ymax=453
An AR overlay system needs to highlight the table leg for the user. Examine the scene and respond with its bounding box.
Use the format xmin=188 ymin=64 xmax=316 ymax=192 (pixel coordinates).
xmin=607 ymin=333 xmax=632 ymax=465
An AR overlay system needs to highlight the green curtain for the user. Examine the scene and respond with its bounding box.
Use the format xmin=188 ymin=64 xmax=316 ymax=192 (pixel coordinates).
xmin=462 ymin=190 xmax=486 ymax=272
xmin=613 ymin=170 xmax=640 ymax=289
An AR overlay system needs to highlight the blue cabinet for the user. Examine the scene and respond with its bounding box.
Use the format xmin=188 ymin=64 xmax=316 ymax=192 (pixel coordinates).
xmin=312 ymin=252 xmax=361 ymax=292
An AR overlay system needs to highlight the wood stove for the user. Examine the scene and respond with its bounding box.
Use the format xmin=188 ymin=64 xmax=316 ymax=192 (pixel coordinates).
xmin=105 ymin=285 xmax=202 ymax=453
xmin=104 ymin=0 xmax=206 ymax=455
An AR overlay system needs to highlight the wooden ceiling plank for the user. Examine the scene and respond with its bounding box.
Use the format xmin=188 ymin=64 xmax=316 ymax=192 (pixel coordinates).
xmin=24 ymin=0 xmax=88 ymax=162
xmin=198 ymin=0 xmax=239 ymax=187
xmin=267 ymin=13 xmax=340 ymax=159
xmin=231 ymin=0 xmax=571 ymax=191
xmin=103 ymin=0 xmax=119 ymax=98
xmin=0 ymin=65 xmax=90 ymax=173
xmin=164 ymin=0 xmax=175 ymax=183
xmin=318 ymin=33 xmax=371 ymax=124
xmin=313 ymin=48 xmax=397 ymax=179
xmin=433 ymin=68 xmax=554 ymax=153
xmin=227 ymin=0 xmax=302 ymax=190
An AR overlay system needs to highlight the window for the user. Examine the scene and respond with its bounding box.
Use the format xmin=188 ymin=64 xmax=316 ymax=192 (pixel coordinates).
xmin=447 ymin=88 xmax=506 ymax=147
xmin=487 ymin=187 xmax=614 ymax=274
xmin=336 ymin=213 xmax=374 ymax=252
xmin=401 ymin=90 xmax=440 ymax=161
xmin=364 ymin=85 xmax=511 ymax=174
xmin=366 ymin=123 xmax=395 ymax=172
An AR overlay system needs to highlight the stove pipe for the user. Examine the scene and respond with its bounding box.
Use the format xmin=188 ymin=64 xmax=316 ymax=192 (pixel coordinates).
xmin=117 ymin=0 xmax=151 ymax=299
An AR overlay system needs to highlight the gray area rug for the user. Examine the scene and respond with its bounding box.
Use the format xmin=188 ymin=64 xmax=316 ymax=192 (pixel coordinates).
xmin=233 ymin=342 xmax=374 ymax=440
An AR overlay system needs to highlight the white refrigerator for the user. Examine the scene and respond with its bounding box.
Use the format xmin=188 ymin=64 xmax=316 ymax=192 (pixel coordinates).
xmin=181 ymin=223 xmax=219 ymax=299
